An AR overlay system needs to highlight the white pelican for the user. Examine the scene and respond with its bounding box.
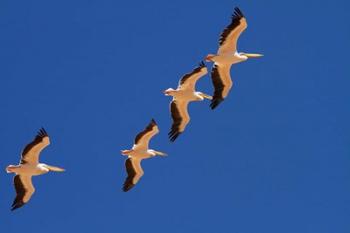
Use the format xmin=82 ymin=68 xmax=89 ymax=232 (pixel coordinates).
xmin=6 ymin=128 xmax=65 ymax=211
xmin=164 ymin=62 xmax=212 ymax=141
xmin=121 ymin=119 xmax=167 ymax=192
xmin=205 ymin=7 xmax=263 ymax=109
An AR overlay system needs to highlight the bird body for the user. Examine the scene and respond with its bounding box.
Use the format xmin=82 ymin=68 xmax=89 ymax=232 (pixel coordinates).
xmin=7 ymin=163 xmax=49 ymax=176
xmin=164 ymin=62 xmax=212 ymax=141
xmin=123 ymin=149 xmax=164 ymax=160
xmin=165 ymin=88 xmax=206 ymax=102
xmin=206 ymin=7 xmax=263 ymax=109
xmin=206 ymin=52 xmax=247 ymax=65
xmin=6 ymin=128 xmax=64 ymax=211
xmin=121 ymin=119 xmax=166 ymax=192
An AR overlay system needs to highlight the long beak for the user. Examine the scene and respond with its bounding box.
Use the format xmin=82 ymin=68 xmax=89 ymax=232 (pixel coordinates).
xmin=201 ymin=93 xmax=213 ymax=100
xmin=44 ymin=165 xmax=65 ymax=172
xmin=244 ymin=53 xmax=264 ymax=58
xmin=154 ymin=150 xmax=168 ymax=157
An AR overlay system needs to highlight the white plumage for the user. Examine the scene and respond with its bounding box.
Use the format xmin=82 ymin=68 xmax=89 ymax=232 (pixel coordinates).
xmin=206 ymin=7 xmax=263 ymax=109
xmin=6 ymin=128 xmax=65 ymax=210
xmin=121 ymin=119 xmax=167 ymax=192
xmin=164 ymin=62 xmax=212 ymax=141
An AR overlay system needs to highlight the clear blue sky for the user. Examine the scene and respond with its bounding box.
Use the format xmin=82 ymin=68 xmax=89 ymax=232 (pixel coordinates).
xmin=1 ymin=0 xmax=349 ymax=232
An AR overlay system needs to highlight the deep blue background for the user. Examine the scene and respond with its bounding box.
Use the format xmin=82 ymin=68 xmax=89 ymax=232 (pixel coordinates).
xmin=1 ymin=0 xmax=349 ymax=232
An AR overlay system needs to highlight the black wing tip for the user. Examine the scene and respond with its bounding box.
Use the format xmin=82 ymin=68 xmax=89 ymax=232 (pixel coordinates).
xmin=11 ymin=205 xmax=21 ymax=211
xmin=210 ymin=98 xmax=224 ymax=109
xmin=233 ymin=7 xmax=244 ymax=18
xmin=150 ymin=118 xmax=157 ymax=125
xmin=219 ymin=7 xmax=245 ymax=46
xmin=168 ymin=130 xmax=181 ymax=142
xmin=198 ymin=61 xmax=206 ymax=68
xmin=37 ymin=127 xmax=48 ymax=137
xmin=11 ymin=202 xmax=24 ymax=211
xmin=122 ymin=184 xmax=135 ymax=192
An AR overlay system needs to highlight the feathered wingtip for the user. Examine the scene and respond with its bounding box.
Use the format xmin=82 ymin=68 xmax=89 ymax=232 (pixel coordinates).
xmin=11 ymin=202 xmax=24 ymax=211
xmin=150 ymin=118 xmax=157 ymax=125
xmin=37 ymin=127 xmax=48 ymax=137
xmin=210 ymin=98 xmax=224 ymax=110
xmin=232 ymin=7 xmax=244 ymax=19
xmin=168 ymin=130 xmax=181 ymax=142
xmin=198 ymin=61 xmax=206 ymax=68
xmin=123 ymin=183 xmax=135 ymax=192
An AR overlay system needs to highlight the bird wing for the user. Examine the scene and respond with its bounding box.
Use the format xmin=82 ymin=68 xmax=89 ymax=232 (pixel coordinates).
xmin=11 ymin=175 xmax=35 ymax=211
xmin=20 ymin=128 xmax=50 ymax=165
xmin=178 ymin=62 xmax=208 ymax=91
xmin=123 ymin=157 xmax=144 ymax=192
xmin=210 ymin=63 xmax=233 ymax=109
xmin=169 ymin=99 xmax=190 ymax=142
xmin=132 ymin=119 xmax=159 ymax=151
xmin=217 ymin=7 xmax=247 ymax=55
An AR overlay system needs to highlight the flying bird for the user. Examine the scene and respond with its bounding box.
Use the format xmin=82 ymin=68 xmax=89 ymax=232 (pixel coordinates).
xmin=6 ymin=128 xmax=65 ymax=211
xmin=164 ymin=62 xmax=212 ymax=141
xmin=121 ymin=119 xmax=167 ymax=192
xmin=205 ymin=7 xmax=263 ymax=109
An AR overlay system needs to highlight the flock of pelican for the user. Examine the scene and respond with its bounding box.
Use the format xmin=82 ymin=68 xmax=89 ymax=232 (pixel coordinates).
xmin=6 ymin=7 xmax=262 ymax=210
